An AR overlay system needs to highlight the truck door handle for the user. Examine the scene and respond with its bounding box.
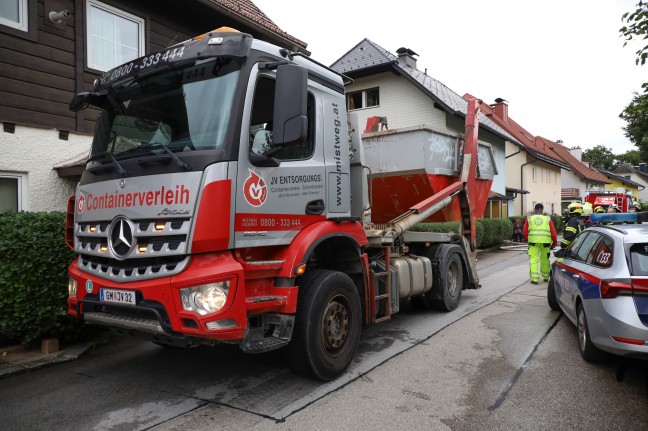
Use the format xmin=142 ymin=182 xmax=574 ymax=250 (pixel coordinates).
xmin=306 ymin=199 xmax=325 ymax=215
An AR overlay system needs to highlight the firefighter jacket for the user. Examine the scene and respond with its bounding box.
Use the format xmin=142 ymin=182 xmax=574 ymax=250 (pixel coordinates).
xmin=523 ymin=214 xmax=558 ymax=245
xmin=561 ymin=215 xmax=585 ymax=249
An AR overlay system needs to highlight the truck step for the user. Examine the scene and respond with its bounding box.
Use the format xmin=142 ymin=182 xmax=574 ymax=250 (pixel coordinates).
xmin=240 ymin=336 xmax=289 ymax=354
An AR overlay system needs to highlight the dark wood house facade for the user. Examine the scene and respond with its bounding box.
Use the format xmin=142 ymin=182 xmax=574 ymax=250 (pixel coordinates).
xmin=0 ymin=0 xmax=306 ymax=211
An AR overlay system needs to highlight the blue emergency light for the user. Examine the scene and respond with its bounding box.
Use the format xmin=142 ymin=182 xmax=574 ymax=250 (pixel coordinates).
xmin=589 ymin=212 xmax=648 ymax=224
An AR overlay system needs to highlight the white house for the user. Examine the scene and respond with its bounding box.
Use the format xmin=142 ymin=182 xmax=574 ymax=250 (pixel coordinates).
xmin=331 ymin=39 xmax=519 ymax=218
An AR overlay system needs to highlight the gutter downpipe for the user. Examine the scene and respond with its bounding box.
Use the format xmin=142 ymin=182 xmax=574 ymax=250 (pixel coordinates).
xmin=520 ymin=156 xmax=538 ymax=215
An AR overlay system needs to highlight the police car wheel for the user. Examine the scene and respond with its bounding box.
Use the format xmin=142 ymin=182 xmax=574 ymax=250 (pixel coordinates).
xmin=577 ymin=303 xmax=607 ymax=363
xmin=547 ymin=276 xmax=560 ymax=311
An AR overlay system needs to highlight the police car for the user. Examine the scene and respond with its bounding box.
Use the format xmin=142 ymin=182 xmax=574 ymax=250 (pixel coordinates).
xmin=548 ymin=212 xmax=648 ymax=361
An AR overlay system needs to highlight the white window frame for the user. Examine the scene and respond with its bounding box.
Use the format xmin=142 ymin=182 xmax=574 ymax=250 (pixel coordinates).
xmin=347 ymin=87 xmax=380 ymax=111
xmin=0 ymin=172 xmax=27 ymax=211
xmin=86 ymin=0 xmax=145 ymax=72
xmin=0 ymin=0 xmax=28 ymax=31
xmin=531 ymin=167 xmax=537 ymax=182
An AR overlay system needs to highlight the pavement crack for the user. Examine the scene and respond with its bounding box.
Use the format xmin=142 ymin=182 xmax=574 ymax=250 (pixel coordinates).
xmin=139 ymin=400 xmax=209 ymax=431
xmin=487 ymin=312 xmax=563 ymax=411
xmin=145 ymin=387 xmax=286 ymax=424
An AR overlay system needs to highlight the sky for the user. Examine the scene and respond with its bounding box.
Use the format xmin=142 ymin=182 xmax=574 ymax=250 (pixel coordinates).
xmin=253 ymin=0 xmax=646 ymax=154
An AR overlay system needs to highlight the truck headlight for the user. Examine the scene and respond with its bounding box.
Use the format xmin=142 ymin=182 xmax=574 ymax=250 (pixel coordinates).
xmin=68 ymin=277 xmax=77 ymax=297
xmin=179 ymin=281 xmax=230 ymax=315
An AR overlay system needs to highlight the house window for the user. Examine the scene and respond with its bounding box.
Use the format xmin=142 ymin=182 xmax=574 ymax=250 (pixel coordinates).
xmin=0 ymin=0 xmax=28 ymax=31
xmin=0 ymin=174 xmax=24 ymax=212
xmin=347 ymin=87 xmax=379 ymax=110
xmin=531 ymin=167 xmax=537 ymax=182
xmin=86 ymin=0 xmax=144 ymax=71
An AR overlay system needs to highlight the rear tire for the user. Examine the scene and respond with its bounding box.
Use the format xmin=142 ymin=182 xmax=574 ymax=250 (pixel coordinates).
xmin=577 ymin=303 xmax=607 ymax=362
xmin=285 ymin=269 xmax=362 ymax=380
xmin=432 ymin=252 xmax=464 ymax=311
xmin=547 ymin=275 xmax=560 ymax=311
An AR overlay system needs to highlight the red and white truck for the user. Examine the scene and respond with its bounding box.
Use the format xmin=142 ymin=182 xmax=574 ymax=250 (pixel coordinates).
xmin=585 ymin=189 xmax=635 ymax=212
xmin=66 ymin=27 xmax=487 ymax=380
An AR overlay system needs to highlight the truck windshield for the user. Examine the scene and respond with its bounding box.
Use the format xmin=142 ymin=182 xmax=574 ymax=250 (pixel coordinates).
xmin=89 ymin=57 xmax=241 ymax=162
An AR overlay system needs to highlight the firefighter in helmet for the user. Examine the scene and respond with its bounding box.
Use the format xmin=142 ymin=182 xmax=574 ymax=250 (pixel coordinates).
xmin=590 ymin=205 xmax=606 ymax=226
xmin=560 ymin=202 xmax=585 ymax=250
xmin=523 ymin=203 xmax=557 ymax=284
xmin=606 ymin=203 xmax=622 ymax=225
xmin=629 ymin=201 xmax=641 ymax=223
xmin=582 ymin=202 xmax=593 ymax=228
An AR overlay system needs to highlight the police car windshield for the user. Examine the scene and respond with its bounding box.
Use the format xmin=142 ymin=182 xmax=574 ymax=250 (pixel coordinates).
xmin=88 ymin=57 xmax=241 ymax=162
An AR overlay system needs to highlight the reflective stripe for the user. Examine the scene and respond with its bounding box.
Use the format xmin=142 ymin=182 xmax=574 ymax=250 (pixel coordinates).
xmin=528 ymin=214 xmax=551 ymax=244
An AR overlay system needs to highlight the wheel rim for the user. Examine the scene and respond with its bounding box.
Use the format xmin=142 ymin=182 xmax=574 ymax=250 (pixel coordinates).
xmin=447 ymin=260 xmax=460 ymax=297
xmin=321 ymin=295 xmax=350 ymax=356
xmin=578 ymin=309 xmax=587 ymax=352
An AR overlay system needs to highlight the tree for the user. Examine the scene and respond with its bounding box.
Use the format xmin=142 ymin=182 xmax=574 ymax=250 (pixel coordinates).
xmin=620 ymin=4 xmax=648 ymax=158
xmin=620 ymin=1 xmax=648 ymax=67
xmin=617 ymin=149 xmax=644 ymax=166
xmin=582 ymin=145 xmax=616 ymax=170
xmin=619 ymin=92 xmax=648 ymax=159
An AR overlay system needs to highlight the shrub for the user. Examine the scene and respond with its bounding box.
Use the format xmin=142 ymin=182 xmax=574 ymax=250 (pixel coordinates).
xmin=413 ymin=218 xmax=509 ymax=249
xmin=551 ymin=214 xmax=564 ymax=232
xmin=0 ymin=211 xmax=87 ymax=344
xmin=479 ymin=218 xmax=498 ymax=248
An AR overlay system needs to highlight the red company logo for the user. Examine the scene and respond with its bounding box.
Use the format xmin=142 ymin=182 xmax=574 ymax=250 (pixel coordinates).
xmin=243 ymin=169 xmax=267 ymax=207
xmin=77 ymin=193 xmax=85 ymax=214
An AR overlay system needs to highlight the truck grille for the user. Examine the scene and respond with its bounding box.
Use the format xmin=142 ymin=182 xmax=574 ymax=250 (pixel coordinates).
xmin=78 ymin=254 xmax=190 ymax=282
xmin=75 ymin=217 xmax=191 ymax=282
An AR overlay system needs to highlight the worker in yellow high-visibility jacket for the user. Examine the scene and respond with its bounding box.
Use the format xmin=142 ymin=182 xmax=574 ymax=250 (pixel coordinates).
xmin=524 ymin=203 xmax=558 ymax=285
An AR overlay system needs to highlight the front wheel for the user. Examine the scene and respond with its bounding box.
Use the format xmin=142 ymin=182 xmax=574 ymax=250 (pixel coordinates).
xmin=577 ymin=303 xmax=607 ymax=362
xmin=547 ymin=275 xmax=560 ymax=311
xmin=285 ymin=269 xmax=362 ymax=380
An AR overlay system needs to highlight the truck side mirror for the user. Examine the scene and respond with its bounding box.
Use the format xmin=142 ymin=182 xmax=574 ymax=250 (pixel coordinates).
xmin=69 ymin=92 xmax=109 ymax=112
xmin=272 ymin=64 xmax=307 ymax=147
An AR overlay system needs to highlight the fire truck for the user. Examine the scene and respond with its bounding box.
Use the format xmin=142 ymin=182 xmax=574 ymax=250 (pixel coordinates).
xmin=66 ymin=27 xmax=488 ymax=380
xmin=585 ymin=189 xmax=635 ymax=212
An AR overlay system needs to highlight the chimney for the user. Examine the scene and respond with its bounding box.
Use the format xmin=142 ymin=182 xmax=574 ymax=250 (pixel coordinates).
xmin=491 ymin=98 xmax=508 ymax=123
xmin=569 ymin=146 xmax=582 ymax=161
xmin=396 ymin=47 xmax=418 ymax=69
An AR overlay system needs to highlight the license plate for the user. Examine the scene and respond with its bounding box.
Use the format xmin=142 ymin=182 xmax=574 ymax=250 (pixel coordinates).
xmin=99 ymin=288 xmax=136 ymax=306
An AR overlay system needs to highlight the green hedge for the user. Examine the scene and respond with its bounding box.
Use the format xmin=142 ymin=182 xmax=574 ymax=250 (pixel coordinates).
xmin=412 ymin=218 xmax=512 ymax=249
xmin=0 ymin=211 xmax=88 ymax=344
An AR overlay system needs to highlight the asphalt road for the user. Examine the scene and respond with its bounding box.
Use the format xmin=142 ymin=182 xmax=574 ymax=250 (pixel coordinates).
xmin=1 ymin=248 xmax=647 ymax=431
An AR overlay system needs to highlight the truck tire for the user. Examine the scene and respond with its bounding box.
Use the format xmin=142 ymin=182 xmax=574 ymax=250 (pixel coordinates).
xmin=431 ymin=251 xmax=463 ymax=312
xmin=285 ymin=269 xmax=362 ymax=380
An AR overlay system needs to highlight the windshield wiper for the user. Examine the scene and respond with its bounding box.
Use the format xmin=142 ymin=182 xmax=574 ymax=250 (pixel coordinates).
xmin=136 ymin=143 xmax=192 ymax=170
xmin=87 ymin=151 xmax=128 ymax=176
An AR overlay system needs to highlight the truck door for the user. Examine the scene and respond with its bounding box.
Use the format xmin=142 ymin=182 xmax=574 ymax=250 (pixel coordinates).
xmin=234 ymin=67 xmax=326 ymax=248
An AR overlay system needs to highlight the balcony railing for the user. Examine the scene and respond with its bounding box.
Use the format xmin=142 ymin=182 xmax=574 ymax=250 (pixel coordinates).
xmin=561 ymin=188 xmax=581 ymax=199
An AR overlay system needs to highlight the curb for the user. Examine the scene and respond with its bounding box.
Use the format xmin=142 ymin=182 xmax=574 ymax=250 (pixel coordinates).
xmin=0 ymin=336 xmax=107 ymax=380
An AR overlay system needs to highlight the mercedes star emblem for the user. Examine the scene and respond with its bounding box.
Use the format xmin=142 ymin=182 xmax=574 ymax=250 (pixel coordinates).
xmin=108 ymin=216 xmax=135 ymax=260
